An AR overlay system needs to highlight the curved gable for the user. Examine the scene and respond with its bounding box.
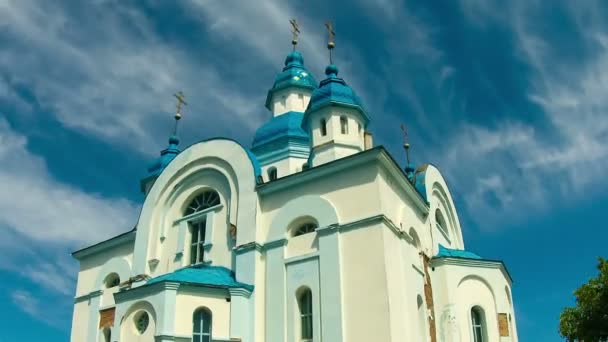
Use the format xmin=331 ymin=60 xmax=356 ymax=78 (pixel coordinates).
xmin=132 ymin=139 xmax=259 ymax=275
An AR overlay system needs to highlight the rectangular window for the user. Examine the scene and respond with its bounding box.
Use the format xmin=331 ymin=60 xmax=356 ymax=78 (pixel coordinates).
xmin=190 ymin=219 xmax=206 ymax=264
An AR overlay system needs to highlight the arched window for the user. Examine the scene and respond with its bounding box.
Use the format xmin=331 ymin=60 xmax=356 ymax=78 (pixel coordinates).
xmin=471 ymin=306 xmax=486 ymax=342
xmin=190 ymin=219 xmax=206 ymax=265
xmin=340 ymin=116 xmax=348 ymax=134
xmin=185 ymin=191 xmax=221 ymax=216
xmin=134 ymin=311 xmax=150 ymax=335
xmin=104 ymin=273 xmax=120 ymax=288
xmin=294 ymin=222 xmax=318 ymax=237
xmin=435 ymin=209 xmax=449 ymax=237
xmin=298 ymin=289 xmax=313 ymax=342
xmin=320 ymin=118 xmax=327 ymax=136
xmin=268 ymin=167 xmax=278 ymax=181
xmin=193 ymin=308 xmax=212 ymax=342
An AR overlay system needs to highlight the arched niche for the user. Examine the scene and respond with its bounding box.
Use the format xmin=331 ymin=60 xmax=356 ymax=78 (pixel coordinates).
xmin=133 ymin=139 xmax=259 ymax=274
xmin=119 ymin=301 xmax=157 ymax=342
xmin=267 ymin=195 xmax=338 ymax=241
xmin=95 ymin=257 xmax=132 ymax=289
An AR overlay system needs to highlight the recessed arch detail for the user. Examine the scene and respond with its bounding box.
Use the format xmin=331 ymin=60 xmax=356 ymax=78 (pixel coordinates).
xmin=133 ymin=139 xmax=259 ymax=274
xmin=267 ymin=195 xmax=338 ymax=241
xmin=95 ymin=257 xmax=132 ymax=289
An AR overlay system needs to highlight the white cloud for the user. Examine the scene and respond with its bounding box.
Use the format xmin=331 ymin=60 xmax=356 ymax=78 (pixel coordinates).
xmin=0 ymin=119 xmax=140 ymax=246
xmin=0 ymin=0 xmax=271 ymax=154
xmin=0 ymin=119 xmax=138 ymax=302
xmin=11 ymin=290 xmax=41 ymax=317
xmin=435 ymin=1 xmax=608 ymax=227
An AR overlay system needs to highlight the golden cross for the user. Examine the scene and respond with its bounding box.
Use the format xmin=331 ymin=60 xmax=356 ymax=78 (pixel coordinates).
xmin=325 ymin=21 xmax=336 ymax=49
xmin=290 ymin=18 xmax=300 ymax=47
xmin=173 ymin=91 xmax=187 ymax=117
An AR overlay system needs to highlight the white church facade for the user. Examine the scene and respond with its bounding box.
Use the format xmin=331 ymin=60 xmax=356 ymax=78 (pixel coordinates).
xmin=70 ymin=40 xmax=518 ymax=342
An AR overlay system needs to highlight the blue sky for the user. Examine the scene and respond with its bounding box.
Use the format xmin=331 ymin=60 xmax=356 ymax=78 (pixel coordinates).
xmin=1 ymin=0 xmax=607 ymax=340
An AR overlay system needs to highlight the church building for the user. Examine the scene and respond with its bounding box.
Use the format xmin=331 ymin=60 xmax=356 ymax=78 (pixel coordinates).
xmin=70 ymin=24 xmax=518 ymax=342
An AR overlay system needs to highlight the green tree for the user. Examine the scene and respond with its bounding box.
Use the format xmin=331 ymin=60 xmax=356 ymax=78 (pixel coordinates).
xmin=559 ymin=257 xmax=608 ymax=341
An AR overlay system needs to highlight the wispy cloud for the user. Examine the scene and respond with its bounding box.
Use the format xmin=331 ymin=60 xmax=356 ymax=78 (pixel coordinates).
xmin=433 ymin=1 xmax=608 ymax=227
xmin=11 ymin=290 xmax=41 ymax=317
xmin=0 ymin=118 xmax=138 ymax=321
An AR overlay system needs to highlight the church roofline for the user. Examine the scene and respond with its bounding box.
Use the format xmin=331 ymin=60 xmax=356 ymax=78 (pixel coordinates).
xmin=141 ymin=137 xmax=263 ymax=192
xmin=256 ymin=146 xmax=429 ymax=213
xmin=72 ymin=227 xmax=136 ymax=260
xmin=430 ymin=256 xmax=514 ymax=284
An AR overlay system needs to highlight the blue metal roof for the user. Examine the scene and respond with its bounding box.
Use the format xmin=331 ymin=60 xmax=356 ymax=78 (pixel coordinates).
xmin=252 ymin=111 xmax=309 ymax=148
xmin=265 ymin=51 xmax=317 ymax=110
xmin=146 ymin=135 xmax=181 ymax=178
xmin=147 ymin=264 xmax=254 ymax=291
xmin=435 ymin=244 xmax=482 ymax=260
xmin=411 ymin=164 xmax=429 ymax=201
xmin=304 ymin=64 xmax=370 ymax=130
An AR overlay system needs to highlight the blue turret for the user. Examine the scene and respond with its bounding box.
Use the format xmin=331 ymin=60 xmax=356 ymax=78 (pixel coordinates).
xmin=303 ymin=62 xmax=372 ymax=167
xmin=264 ymin=50 xmax=317 ymax=116
xmin=252 ymin=49 xmax=317 ymax=181
xmin=140 ymin=135 xmax=181 ymax=194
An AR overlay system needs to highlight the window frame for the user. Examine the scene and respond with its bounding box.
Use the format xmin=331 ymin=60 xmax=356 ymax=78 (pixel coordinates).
xmin=184 ymin=191 xmax=221 ymax=217
xmin=340 ymin=116 xmax=349 ymax=134
xmin=293 ymin=222 xmax=318 ymax=237
xmin=298 ymin=289 xmax=313 ymax=342
xmin=320 ymin=118 xmax=327 ymax=136
xmin=193 ymin=308 xmax=212 ymax=342
xmin=189 ymin=218 xmax=207 ymax=265
xmin=470 ymin=306 xmax=486 ymax=342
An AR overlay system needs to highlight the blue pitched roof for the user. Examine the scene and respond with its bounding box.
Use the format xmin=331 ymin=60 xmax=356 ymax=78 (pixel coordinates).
xmin=304 ymin=64 xmax=370 ymax=130
xmin=252 ymin=111 xmax=309 ymax=148
xmin=147 ymin=265 xmax=254 ymax=291
xmin=265 ymin=51 xmax=317 ymax=110
xmin=435 ymin=244 xmax=482 ymax=260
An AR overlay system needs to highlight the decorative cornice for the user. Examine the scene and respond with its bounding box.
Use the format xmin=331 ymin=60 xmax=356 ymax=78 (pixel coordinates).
xmin=430 ymin=257 xmax=514 ymax=284
xmin=263 ymin=237 xmax=287 ymax=250
xmin=74 ymin=289 xmax=103 ymax=303
xmin=285 ymin=252 xmax=319 ymax=265
xmin=234 ymin=242 xmax=264 ymax=254
xmin=228 ymin=287 xmax=253 ymax=298
xmin=256 ymin=146 xmax=429 ymax=215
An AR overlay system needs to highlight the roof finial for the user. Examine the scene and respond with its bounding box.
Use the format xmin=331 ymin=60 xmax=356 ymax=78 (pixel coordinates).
xmin=290 ymin=18 xmax=300 ymax=51
xmin=173 ymin=91 xmax=187 ymax=136
xmin=401 ymin=123 xmax=416 ymax=179
xmin=401 ymin=123 xmax=411 ymax=164
xmin=325 ymin=21 xmax=336 ymax=64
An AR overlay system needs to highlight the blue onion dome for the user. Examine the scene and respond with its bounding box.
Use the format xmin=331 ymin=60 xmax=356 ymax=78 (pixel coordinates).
xmin=265 ymin=51 xmax=318 ymax=110
xmin=251 ymin=111 xmax=309 ymax=149
xmin=303 ymin=63 xmax=370 ymax=130
xmin=146 ymin=135 xmax=180 ymax=177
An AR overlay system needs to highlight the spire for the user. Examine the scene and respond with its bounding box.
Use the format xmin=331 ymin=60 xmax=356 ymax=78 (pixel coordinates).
xmin=290 ymin=18 xmax=300 ymax=51
xmin=325 ymin=21 xmax=336 ymax=64
xmin=140 ymin=92 xmax=187 ymax=194
xmin=264 ymin=20 xmax=317 ymax=113
xmin=401 ymin=124 xmax=416 ymax=180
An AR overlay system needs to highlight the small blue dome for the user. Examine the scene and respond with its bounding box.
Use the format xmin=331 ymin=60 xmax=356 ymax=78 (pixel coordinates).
xmin=304 ymin=63 xmax=370 ymax=130
xmin=146 ymin=135 xmax=180 ymax=177
xmin=265 ymin=51 xmax=317 ymax=110
xmin=252 ymin=111 xmax=309 ymax=148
